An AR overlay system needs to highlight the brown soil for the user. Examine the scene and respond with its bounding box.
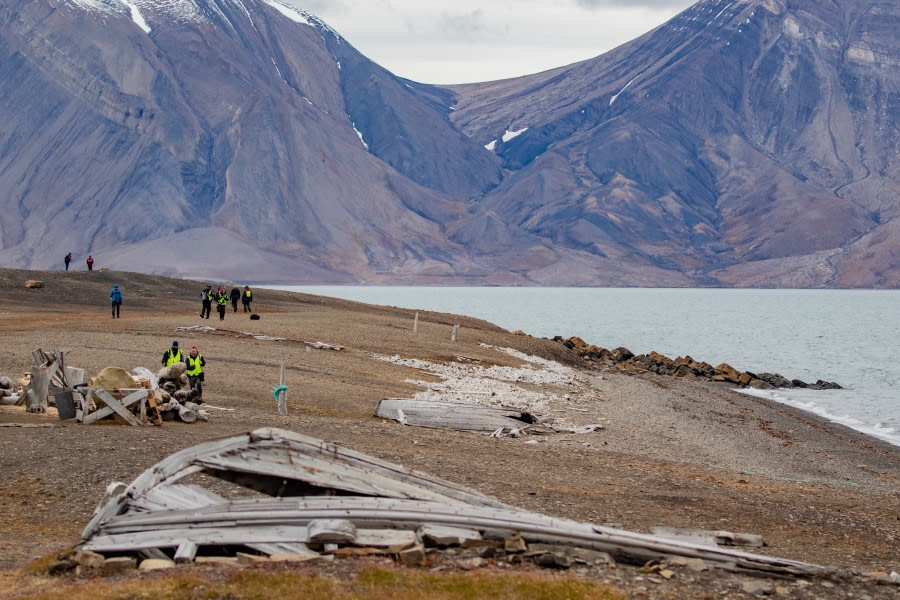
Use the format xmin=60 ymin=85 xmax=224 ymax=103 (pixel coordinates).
xmin=0 ymin=268 xmax=898 ymax=599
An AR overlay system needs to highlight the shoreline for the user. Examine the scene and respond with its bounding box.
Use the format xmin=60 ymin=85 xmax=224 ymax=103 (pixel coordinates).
xmin=1 ymin=268 xmax=899 ymax=597
xmin=738 ymin=387 xmax=900 ymax=449
xmin=267 ymin=284 xmax=900 ymax=451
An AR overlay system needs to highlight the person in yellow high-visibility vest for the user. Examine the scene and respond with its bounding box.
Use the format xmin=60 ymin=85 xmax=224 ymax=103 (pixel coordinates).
xmin=185 ymin=345 xmax=206 ymax=399
xmin=216 ymin=287 xmax=228 ymax=321
xmin=162 ymin=341 xmax=183 ymax=367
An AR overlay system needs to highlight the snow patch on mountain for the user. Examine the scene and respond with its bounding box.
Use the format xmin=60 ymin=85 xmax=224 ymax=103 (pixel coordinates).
xmin=610 ymin=76 xmax=637 ymax=106
xmin=502 ymin=127 xmax=527 ymax=142
xmin=351 ymin=122 xmax=369 ymax=150
xmin=123 ymin=0 xmax=151 ymax=33
xmin=261 ymin=0 xmax=310 ymax=25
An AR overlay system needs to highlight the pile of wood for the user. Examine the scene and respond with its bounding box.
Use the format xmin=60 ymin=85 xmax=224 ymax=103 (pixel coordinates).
xmin=0 ymin=347 xmax=210 ymax=426
xmin=0 ymin=348 xmax=85 ymax=413
xmin=76 ymin=428 xmax=830 ymax=578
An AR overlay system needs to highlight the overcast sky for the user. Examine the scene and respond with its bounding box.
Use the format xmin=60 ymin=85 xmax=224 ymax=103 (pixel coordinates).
xmin=284 ymin=0 xmax=698 ymax=84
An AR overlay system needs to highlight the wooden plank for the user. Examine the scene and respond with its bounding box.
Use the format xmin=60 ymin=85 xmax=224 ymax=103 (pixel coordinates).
xmin=134 ymin=484 xmax=225 ymax=512
xmin=307 ymin=519 xmax=356 ymax=543
xmin=79 ymin=428 xmax=828 ymax=577
xmin=65 ymin=367 xmax=85 ymax=387
xmin=355 ymin=530 xmax=417 ymax=548
xmin=376 ymin=398 xmax=539 ymax=432
xmin=82 ymin=389 xmax=147 ymax=425
xmin=83 ymin=390 xmax=142 ymax=426
xmin=246 ymin=543 xmax=318 ymax=557
xmin=83 ymin=525 xmax=312 ymax=552
xmin=418 ymin=524 xmax=482 ymax=546
xmin=174 ymin=541 xmax=198 ymax=563
xmin=84 ymin=525 xmax=416 ymax=555
xmin=91 ymin=495 xmax=823 ymax=575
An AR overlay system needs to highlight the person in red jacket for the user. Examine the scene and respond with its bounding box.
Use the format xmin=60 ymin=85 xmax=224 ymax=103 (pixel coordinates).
xmin=86 ymin=255 xmax=94 ymax=271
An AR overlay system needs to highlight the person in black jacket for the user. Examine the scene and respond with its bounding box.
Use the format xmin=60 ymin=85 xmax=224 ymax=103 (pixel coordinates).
xmin=162 ymin=341 xmax=183 ymax=367
xmin=242 ymin=286 xmax=253 ymax=312
xmin=64 ymin=253 xmax=72 ymax=271
xmin=230 ymin=285 xmax=241 ymax=312
xmin=200 ymin=285 xmax=213 ymax=319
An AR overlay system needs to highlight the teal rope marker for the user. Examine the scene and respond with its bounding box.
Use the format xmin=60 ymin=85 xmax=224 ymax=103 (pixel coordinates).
xmin=273 ymin=385 xmax=288 ymax=399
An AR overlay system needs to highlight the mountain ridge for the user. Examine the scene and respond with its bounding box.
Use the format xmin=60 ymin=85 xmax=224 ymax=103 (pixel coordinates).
xmin=0 ymin=0 xmax=897 ymax=286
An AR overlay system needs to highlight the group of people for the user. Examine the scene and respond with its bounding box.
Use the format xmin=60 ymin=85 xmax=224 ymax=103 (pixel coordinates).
xmin=200 ymin=285 xmax=252 ymax=320
xmin=162 ymin=341 xmax=206 ymax=399
xmin=105 ymin=283 xmax=255 ymax=320
xmin=64 ymin=253 xmax=94 ymax=271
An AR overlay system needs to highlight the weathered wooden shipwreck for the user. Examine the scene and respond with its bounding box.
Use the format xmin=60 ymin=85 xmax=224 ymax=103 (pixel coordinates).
xmin=79 ymin=428 xmax=828 ymax=577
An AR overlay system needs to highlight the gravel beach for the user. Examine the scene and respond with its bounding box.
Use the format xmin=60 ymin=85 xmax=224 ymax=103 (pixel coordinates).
xmin=1 ymin=268 xmax=898 ymax=599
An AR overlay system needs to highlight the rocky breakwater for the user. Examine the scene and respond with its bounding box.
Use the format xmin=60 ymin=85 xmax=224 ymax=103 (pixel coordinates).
xmin=554 ymin=337 xmax=842 ymax=391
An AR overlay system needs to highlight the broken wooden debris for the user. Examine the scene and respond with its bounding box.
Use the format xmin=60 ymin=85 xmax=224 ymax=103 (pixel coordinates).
xmin=77 ymin=428 xmax=829 ymax=579
xmin=651 ymin=527 xmax=765 ymax=548
xmin=377 ymin=398 xmax=600 ymax=436
xmin=175 ymin=325 xmax=342 ymax=350
xmin=376 ymin=398 xmax=550 ymax=434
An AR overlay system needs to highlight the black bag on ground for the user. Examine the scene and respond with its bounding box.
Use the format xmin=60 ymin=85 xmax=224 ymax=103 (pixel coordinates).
xmin=250 ymin=313 xmax=260 ymax=320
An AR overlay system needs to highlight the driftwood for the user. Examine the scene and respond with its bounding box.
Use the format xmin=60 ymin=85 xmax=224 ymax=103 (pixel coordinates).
xmin=24 ymin=366 xmax=52 ymax=413
xmin=0 ymin=391 xmax=21 ymax=406
xmin=376 ymin=398 xmax=548 ymax=434
xmin=159 ymin=363 xmax=187 ymax=380
xmin=78 ymin=428 xmax=830 ymax=578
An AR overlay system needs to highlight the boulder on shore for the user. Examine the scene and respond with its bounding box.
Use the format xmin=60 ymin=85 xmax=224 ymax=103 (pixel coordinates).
xmin=557 ymin=337 xmax=841 ymax=391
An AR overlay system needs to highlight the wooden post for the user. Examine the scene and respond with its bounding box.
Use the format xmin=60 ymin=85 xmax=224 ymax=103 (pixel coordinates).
xmin=25 ymin=366 xmax=51 ymax=413
xmin=451 ymin=324 xmax=459 ymax=343
xmin=276 ymin=363 xmax=288 ymax=415
xmin=413 ymin=311 xmax=419 ymax=333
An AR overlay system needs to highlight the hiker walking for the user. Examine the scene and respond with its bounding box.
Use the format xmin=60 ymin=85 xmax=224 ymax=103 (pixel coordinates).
xmin=200 ymin=285 xmax=213 ymax=319
xmin=185 ymin=345 xmax=206 ymax=400
xmin=64 ymin=253 xmax=72 ymax=271
xmin=216 ymin=287 xmax=228 ymax=321
xmin=109 ymin=283 xmax=122 ymax=318
xmin=242 ymin=286 xmax=253 ymax=312
xmin=230 ymin=285 xmax=240 ymax=312
xmin=86 ymin=255 xmax=94 ymax=271
xmin=162 ymin=341 xmax=183 ymax=367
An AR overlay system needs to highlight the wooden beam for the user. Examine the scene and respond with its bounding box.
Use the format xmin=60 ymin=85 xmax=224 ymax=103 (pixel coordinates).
xmin=83 ymin=389 xmax=147 ymax=426
xmin=174 ymin=541 xmax=198 ymax=563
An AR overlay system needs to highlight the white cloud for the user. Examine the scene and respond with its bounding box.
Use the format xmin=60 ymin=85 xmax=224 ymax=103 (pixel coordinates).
xmin=436 ymin=9 xmax=500 ymax=41
xmin=282 ymin=0 xmax=696 ymax=84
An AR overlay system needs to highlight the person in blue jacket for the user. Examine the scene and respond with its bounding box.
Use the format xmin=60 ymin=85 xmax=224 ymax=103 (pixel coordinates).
xmin=109 ymin=284 xmax=123 ymax=318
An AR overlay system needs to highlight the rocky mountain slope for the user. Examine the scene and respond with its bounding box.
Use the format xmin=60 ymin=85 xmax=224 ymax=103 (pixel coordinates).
xmin=0 ymin=0 xmax=896 ymax=286
xmin=448 ymin=0 xmax=900 ymax=287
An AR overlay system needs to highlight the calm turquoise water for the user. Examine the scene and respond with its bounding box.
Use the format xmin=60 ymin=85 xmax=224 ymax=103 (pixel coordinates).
xmin=268 ymin=286 xmax=900 ymax=447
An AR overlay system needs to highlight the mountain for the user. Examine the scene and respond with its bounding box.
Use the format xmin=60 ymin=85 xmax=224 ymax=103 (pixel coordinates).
xmin=448 ymin=0 xmax=900 ymax=287
xmin=0 ymin=0 xmax=897 ymax=286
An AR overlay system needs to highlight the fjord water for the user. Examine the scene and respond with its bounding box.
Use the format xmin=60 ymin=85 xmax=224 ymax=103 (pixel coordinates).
xmin=275 ymin=286 xmax=900 ymax=447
